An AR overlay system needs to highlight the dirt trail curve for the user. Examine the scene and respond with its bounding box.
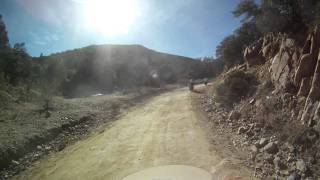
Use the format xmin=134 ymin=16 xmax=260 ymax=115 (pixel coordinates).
xmin=14 ymin=87 xmax=255 ymax=180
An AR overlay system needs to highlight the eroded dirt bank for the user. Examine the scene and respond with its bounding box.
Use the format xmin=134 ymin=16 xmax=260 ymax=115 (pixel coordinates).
xmin=13 ymin=87 xmax=255 ymax=180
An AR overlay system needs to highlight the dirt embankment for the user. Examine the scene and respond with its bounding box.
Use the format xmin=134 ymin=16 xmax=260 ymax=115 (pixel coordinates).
xmin=0 ymin=86 xmax=174 ymax=179
xmin=12 ymin=87 xmax=254 ymax=180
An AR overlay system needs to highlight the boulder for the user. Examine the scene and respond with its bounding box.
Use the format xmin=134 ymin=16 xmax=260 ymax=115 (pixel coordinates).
xmin=262 ymin=40 xmax=280 ymax=60
xmin=292 ymin=50 xmax=300 ymax=65
xmin=287 ymin=172 xmax=301 ymax=180
xmin=302 ymin=34 xmax=312 ymax=54
xmin=237 ymin=126 xmax=246 ymax=134
xmin=274 ymin=156 xmax=286 ymax=170
xmin=296 ymin=159 xmax=307 ymax=173
xmin=284 ymin=142 xmax=295 ymax=153
xmin=297 ymin=78 xmax=311 ymax=97
xmin=313 ymin=103 xmax=320 ymax=125
xmin=308 ymin=72 xmax=320 ymax=100
xmin=301 ymin=100 xmax=319 ymax=126
xmin=308 ymin=54 xmax=320 ymax=101
xmin=310 ymin=26 xmax=320 ymax=57
xmin=244 ymin=40 xmax=264 ymax=67
xmin=294 ymin=54 xmax=317 ymax=86
xmin=300 ymin=99 xmax=313 ymax=125
xmin=264 ymin=154 xmax=274 ymax=164
xmin=228 ymin=110 xmax=241 ymax=121
xmin=281 ymin=38 xmax=295 ymax=49
xmin=258 ymin=138 xmax=268 ymax=148
xmin=263 ymin=142 xmax=278 ymax=154
xmin=250 ymin=145 xmax=258 ymax=153
xmin=262 ymin=33 xmax=274 ymax=47
xmin=270 ymin=50 xmax=291 ymax=89
xmin=262 ymin=43 xmax=272 ymax=59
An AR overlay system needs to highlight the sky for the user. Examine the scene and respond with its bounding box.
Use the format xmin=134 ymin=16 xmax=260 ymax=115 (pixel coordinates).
xmin=0 ymin=0 xmax=241 ymax=58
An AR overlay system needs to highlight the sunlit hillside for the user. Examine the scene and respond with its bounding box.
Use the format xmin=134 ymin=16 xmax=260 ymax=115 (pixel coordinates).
xmin=38 ymin=44 xmax=222 ymax=97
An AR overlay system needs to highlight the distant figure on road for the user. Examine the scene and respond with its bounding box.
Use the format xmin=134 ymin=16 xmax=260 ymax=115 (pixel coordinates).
xmin=189 ymin=79 xmax=194 ymax=91
xmin=203 ymin=78 xmax=208 ymax=86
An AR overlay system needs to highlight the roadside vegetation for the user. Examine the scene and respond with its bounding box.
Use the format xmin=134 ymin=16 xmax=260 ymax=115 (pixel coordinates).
xmin=215 ymin=68 xmax=257 ymax=106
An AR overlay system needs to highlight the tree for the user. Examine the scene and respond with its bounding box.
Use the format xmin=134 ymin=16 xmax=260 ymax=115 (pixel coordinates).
xmin=233 ymin=0 xmax=315 ymax=34
xmin=233 ymin=0 xmax=259 ymax=22
xmin=216 ymin=21 xmax=261 ymax=68
xmin=0 ymin=15 xmax=9 ymax=49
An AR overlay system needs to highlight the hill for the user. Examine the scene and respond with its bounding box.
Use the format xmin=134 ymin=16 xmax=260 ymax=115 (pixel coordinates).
xmin=36 ymin=44 xmax=221 ymax=98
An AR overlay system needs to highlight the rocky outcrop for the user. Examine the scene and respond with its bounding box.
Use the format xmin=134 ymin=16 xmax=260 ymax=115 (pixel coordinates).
xmin=243 ymin=26 xmax=320 ymax=128
xmin=244 ymin=39 xmax=264 ymax=67
xmin=294 ymin=54 xmax=315 ymax=85
xmin=297 ymin=77 xmax=311 ymax=97
xmin=205 ymin=26 xmax=320 ymax=179
xmin=262 ymin=33 xmax=281 ymax=60
xmin=308 ymin=54 xmax=320 ymax=101
xmin=294 ymin=27 xmax=320 ymax=87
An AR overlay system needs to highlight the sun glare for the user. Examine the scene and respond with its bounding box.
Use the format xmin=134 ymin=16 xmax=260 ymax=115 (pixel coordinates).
xmin=82 ymin=0 xmax=139 ymax=36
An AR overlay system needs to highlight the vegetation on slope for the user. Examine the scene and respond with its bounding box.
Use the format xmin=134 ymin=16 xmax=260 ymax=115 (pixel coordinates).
xmin=216 ymin=0 xmax=320 ymax=68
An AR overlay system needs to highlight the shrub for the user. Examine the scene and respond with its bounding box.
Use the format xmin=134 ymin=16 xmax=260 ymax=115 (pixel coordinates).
xmin=0 ymin=90 xmax=14 ymax=108
xmin=215 ymin=69 xmax=257 ymax=106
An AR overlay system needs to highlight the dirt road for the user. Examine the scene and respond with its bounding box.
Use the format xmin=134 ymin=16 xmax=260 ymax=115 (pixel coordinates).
xmin=15 ymin=88 xmax=254 ymax=180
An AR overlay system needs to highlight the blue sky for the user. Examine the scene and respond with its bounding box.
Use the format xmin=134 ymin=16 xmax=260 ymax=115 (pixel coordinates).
xmin=0 ymin=0 xmax=241 ymax=58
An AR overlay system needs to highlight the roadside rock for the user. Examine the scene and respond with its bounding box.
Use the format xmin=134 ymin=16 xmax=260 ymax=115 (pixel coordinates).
xmin=228 ymin=110 xmax=241 ymax=121
xmin=294 ymin=54 xmax=317 ymax=86
xmin=308 ymin=56 xmax=320 ymax=101
xmin=263 ymin=142 xmax=278 ymax=154
xmin=244 ymin=39 xmax=264 ymax=67
xmin=264 ymin=154 xmax=274 ymax=164
xmin=250 ymin=145 xmax=258 ymax=153
xmin=297 ymin=78 xmax=311 ymax=97
xmin=257 ymin=138 xmax=268 ymax=148
xmin=287 ymin=172 xmax=301 ymax=180
xmin=237 ymin=126 xmax=246 ymax=134
xmin=296 ymin=159 xmax=307 ymax=173
xmin=11 ymin=160 xmax=19 ymax=165
xmin=284 ymin=142 xmax=295 ymax=153
xmin=274 ymin=156 xmax=287 ymax=170
xmin=270 ymin=48 xmax=292 ymax=89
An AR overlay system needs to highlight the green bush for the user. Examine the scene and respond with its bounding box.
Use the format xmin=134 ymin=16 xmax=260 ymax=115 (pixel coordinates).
xmin=215 ymin=69 xmax=257 ymax=106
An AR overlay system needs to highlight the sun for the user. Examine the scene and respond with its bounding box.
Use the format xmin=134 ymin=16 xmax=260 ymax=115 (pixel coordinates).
xmin=82 ymin=0 xmax=139 ymax=36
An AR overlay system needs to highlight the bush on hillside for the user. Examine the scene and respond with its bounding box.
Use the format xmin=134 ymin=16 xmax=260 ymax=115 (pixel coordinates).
xmin=215 ymin=69 xmax=257 ymax=106
xmin=0 ymin=90 xmax=14 ymax=108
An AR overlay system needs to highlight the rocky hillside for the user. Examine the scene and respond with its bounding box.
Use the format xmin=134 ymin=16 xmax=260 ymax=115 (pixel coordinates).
xmin=203 ymin=27 xmax=320 ymax=179
xmin=245 ymin=27 xmax=320 ymax=127
xmin=39 ymin=45 xmax=221 ymax=98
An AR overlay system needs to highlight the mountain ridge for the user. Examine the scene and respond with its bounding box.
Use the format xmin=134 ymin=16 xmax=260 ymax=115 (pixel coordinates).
xmin=46 ymin=44 xmax=195 ymax=61
xmin=36 ymin=44 xmax=221 ymax=98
